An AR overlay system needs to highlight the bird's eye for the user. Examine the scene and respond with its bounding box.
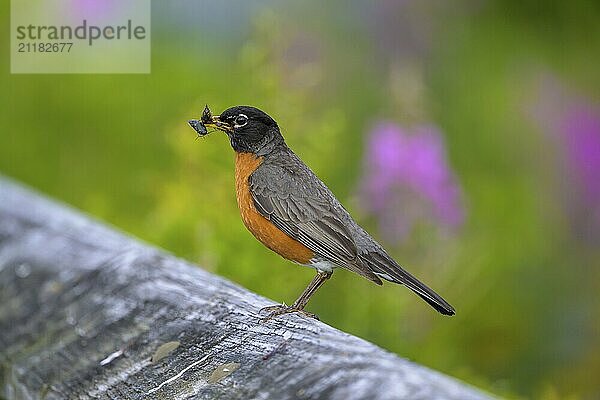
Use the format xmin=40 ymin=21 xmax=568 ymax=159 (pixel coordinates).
xmin=234 ymin=114 xmax=248 ymax=127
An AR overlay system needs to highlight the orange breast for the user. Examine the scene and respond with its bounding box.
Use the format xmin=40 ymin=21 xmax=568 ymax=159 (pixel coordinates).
xmin=235 ymin=152 xmax=314 ymax=265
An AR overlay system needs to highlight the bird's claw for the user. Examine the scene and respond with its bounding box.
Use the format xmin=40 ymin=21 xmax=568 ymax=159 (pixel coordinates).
xmin=259 ymin=303 xmax=319 ymax=322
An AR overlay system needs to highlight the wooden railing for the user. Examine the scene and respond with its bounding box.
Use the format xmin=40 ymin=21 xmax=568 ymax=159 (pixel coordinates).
xmin=0 ymin=177 xmax=493 ymax=400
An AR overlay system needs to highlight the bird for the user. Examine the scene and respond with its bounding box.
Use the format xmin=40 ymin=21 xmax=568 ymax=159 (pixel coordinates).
xmin=189 ymin=105 xmax=455 ymax=320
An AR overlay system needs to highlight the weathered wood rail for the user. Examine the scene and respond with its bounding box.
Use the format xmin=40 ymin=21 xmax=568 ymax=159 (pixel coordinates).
xmin=0 ymin=177 xmax=493 ymax=400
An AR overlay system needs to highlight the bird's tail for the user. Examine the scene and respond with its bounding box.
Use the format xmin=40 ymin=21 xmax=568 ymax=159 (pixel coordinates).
xmin=359 ymin=252 xmax=455 ymax=316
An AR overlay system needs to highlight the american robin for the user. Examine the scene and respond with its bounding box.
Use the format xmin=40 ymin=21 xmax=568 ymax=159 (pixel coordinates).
xmin=189 ymin=105 xmax=455 ymax=320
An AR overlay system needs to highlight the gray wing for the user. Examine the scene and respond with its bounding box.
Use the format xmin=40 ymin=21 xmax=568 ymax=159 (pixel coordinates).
xmin=249 ymin=154 xmax=382 ymax=284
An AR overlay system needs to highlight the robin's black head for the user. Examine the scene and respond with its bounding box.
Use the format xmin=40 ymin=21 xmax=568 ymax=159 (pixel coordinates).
xmin=205 ymin=106 xmax=285 ymax=155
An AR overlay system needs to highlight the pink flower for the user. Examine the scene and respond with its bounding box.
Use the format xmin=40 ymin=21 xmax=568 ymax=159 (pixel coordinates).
xmin=529 ymin=74 xmax=600 ymax=241
xmin=359 ymin=121 xmax=465 ymax=242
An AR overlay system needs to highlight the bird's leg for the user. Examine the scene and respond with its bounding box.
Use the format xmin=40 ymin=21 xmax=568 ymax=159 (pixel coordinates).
xmin=260 ymin=271 xmax=332 ymax=321
xmin=290 ymin=271 xmax=332 ymax=310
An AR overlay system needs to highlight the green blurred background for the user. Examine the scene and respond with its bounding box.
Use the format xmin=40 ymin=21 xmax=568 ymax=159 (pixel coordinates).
xmin=2 ymin=1 xmax=599 ymax=399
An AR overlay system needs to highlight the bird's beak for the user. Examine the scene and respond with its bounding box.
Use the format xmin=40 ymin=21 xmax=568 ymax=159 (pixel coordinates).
xmin=203 ymin=115 xmax=233 ymax=133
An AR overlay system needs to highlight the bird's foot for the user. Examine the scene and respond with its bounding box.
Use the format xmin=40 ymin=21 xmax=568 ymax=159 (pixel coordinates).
xmin=259 ymin=303 xmax=319 ymax=322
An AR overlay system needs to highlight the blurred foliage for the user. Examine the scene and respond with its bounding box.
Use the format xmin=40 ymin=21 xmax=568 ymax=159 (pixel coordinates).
xmin=1 ymin=1 xmax=599 ymax=399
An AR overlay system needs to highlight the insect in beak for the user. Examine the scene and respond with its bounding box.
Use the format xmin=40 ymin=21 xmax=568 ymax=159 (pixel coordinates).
xmin=188 ymin=105 xmax=232 ymax=137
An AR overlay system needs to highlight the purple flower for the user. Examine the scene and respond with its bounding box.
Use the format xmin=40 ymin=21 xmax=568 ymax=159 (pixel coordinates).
xmin=67 ymin=0 xmax=119 ymax=22
xmin=359 ymin=121 xmax=465 ymax=242
xmin=561 ymin=106 xmax=600 ymax=203
xmin=528 ymin=74 xmax=600 ymax=241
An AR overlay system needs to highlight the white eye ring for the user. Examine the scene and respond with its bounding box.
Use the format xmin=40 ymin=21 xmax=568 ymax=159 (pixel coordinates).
xmin=234 ymin=114 xmax=248 ymax=128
